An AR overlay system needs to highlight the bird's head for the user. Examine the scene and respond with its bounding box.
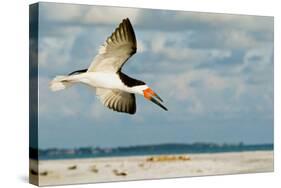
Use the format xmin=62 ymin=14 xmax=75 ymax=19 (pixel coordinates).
xmin=133 ymin=85 xmax=168 ymax=111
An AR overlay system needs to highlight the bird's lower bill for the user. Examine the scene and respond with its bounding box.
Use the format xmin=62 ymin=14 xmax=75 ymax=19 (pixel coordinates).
xmin=143 ymin=88 xmax=168 ymax=111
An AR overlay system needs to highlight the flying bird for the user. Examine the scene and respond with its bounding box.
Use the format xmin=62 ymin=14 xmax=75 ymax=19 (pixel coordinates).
xmin=49 ymin=18 xmax=167 ymax=114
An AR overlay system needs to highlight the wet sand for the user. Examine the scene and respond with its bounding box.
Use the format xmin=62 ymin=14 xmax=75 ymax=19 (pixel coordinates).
xmin=30 ymin=151 xmax=273 ymax=186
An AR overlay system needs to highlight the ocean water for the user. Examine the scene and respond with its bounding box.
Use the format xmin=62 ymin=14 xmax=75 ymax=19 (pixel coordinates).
xmin=35 ymin=143 xmax=273 ymax=160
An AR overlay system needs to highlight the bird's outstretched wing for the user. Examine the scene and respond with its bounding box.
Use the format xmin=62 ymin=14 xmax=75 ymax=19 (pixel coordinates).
xmin=96 ymin=88 xmax=136 ymax=114
xmin=88 ymin=18 xmax=137 ymax=73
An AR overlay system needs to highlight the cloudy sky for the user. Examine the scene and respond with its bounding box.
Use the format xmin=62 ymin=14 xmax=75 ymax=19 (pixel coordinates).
xmin=35 ymin=2 xmax=273 ymax=149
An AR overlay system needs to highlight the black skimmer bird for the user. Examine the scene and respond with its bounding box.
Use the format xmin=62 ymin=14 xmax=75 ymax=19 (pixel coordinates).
xmin=49 ymin=18 xmax=167 ymax=114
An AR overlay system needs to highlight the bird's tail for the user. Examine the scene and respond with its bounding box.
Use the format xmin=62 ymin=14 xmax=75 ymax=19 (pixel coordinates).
xmin=49 ymin=75 xmax=74 ymax=91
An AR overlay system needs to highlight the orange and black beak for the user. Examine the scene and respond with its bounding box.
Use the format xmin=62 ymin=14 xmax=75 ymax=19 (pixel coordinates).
xmin=143 ymin=88 xmax=168 ymax=111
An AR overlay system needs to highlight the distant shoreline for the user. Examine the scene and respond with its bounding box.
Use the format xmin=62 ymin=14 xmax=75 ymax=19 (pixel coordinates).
xmin=38 ymin=149 xmax=273 ymax=161
xmin=31 ymin=143 xmax=274 ymax=160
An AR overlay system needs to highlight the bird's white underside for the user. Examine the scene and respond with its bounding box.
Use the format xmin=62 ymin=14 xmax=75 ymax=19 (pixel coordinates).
xmin=53 ymin=72 xmax=148 ymax=95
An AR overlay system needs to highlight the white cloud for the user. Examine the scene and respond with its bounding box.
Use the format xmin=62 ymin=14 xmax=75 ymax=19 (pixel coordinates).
xmin=221 ymin=30 xmax=260 ymax=49
xmin=40 ymin=2 xmax=139 ymax=25
xmin=84 ymin=7 xmax=139 ymax=24
xmin=90 ymin=100 xmax=109 ymax=120
xmin=205 ymin=74 xmax=226 ymax=91
xmin=153 ymin=61 xmax=272 ymax=119
xmin=39 ymin=35 xmax=77 ymax=68
xmin=137 ymin=39 xmax=146 ymax=53
xmin=39 ymin=76 xmax=83 ymax=118
xmin=241 ymin=46 xmax=273 ymax=72
xmin=41 ymin=3 xmax=83 ymax=23
xmin=37 ymin=2 xmax=273 ymax=123
xmin=233 ymin=79 xmax=246 ymax=99
xmin=175 ymin=11 xmax=273 ymax=32
xmin=150 ymin=32 xmax=231 ymax=63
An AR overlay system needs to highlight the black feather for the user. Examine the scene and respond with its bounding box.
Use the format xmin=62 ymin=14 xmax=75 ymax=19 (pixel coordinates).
xmin=118 ymin=72 xmax=145 ymax=87
xmin=68 ymin=69 xmax=87 ymax=76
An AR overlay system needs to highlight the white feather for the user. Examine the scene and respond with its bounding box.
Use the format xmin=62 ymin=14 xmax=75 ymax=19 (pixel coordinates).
xmin=49 ymin=76 xmax=73 ymax=91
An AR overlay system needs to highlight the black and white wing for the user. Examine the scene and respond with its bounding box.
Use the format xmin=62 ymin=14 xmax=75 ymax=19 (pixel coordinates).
xmin=88 ymin=18 xmax=137 ymax=73
xmin=96 ymin=88 xmax=136 ymax=114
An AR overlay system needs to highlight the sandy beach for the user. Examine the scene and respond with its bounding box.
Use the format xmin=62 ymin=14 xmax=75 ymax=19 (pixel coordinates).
xmin=30 ymin=151 xmax=273 ymax=186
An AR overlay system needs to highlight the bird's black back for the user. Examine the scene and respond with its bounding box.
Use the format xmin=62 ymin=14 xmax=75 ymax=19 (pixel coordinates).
xmin=118 ymin=71 xmax=145 ymax=87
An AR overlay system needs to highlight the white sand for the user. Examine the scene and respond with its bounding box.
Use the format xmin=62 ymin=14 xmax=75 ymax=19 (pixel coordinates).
xmin=30 ymin=151 xmax=273 ymax=186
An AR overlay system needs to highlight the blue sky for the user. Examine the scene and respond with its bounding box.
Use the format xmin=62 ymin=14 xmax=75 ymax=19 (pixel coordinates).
xmin=36 ymin=3 xmax=273 ymax=149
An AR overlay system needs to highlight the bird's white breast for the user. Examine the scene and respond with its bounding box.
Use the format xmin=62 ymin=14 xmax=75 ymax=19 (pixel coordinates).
xmin=77 ymin=72 xmax=126 ymax=90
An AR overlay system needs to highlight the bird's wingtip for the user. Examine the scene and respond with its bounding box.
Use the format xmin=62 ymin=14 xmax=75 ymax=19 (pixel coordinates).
xmin=124 ymin=17 xmax=131 ymax=23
